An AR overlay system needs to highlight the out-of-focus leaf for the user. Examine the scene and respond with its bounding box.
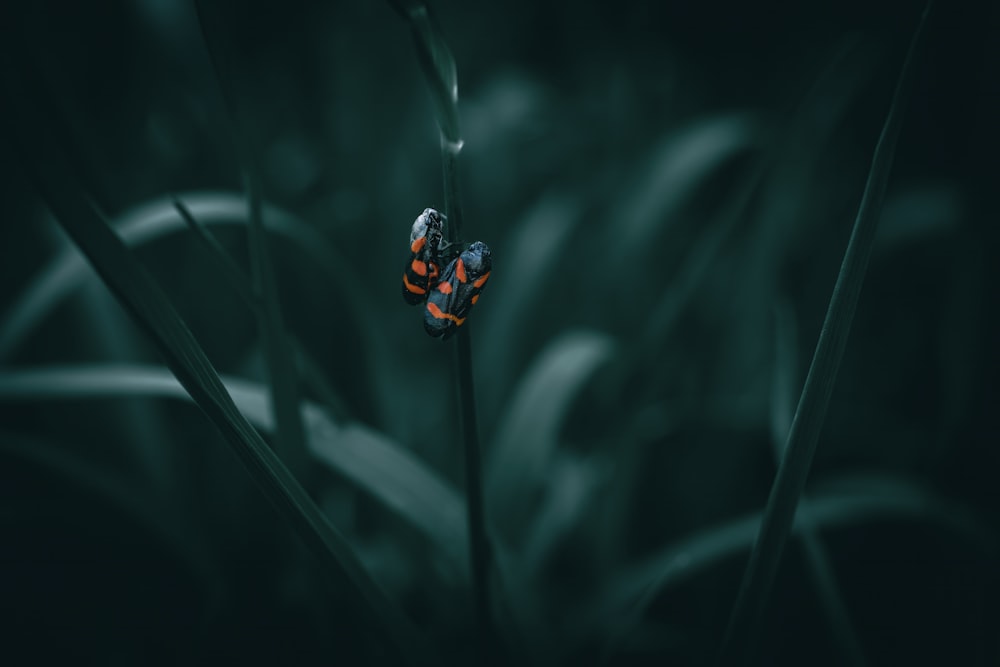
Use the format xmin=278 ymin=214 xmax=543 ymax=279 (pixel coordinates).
xmin=875 ymin=186 xmax=961 ymax=249
xmin=486 ymin=331 xmax=615 ymax=541
xmin=585 ymin=474 xmax=998 ymax=651
xmin=519 ymin=452 xmax=606 ymax=576
xmin=9 ymin=100 xmax=436 ymax=660
xmin=607 ymin=113 xmax=758 ymax=273
xmin=0 ymin=364 xmax=468 ymax=574
xmin=770 ymin=299 xmax=800 ymax=456
xmin=478 ymin=194 xmax=581 ymax=403
xmin=0 ymin=192 xmax=374 ymax=362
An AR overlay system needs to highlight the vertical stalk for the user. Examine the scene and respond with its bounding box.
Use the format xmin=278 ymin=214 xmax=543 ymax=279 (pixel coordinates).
xmin=388 ymin=0 xmax=493 ymax=650
xmin=443 ymin=131 xmax=492 ymax=652
xmin=716 ymin=3 xmax=933 ymax=664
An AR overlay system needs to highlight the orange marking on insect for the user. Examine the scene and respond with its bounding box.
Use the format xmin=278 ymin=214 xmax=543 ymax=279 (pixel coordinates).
xmin=471 ymin=294 xmax=480 ymax=305
xmin=437 ymin=280 xmax=453 ymax=294
xmin=403 ymin=274 xmax=426 ymax=294
xmin=455 ymin=259 xmax=467 ymax=283
xmin=426 ymin=301 xmax=465 ymax=325
xmin=411 ymin=259 xmax=428 ymax=276
xmin=473 ymin=272 xmax=490 ymax=288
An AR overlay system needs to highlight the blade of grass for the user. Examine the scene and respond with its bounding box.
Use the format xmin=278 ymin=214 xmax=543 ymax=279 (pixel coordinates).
xmin=0 ymin=363 xmax=469 ymax=575
xmin=388 ymin=0 xmax=493 ymax=650
xmin=717 ymin=5 xmax=934 ymax=664
xmin=387 ymin=0 xmax=460 ymax=146
xmin=0 ymin=192 xmax=377 ymax=363
xmin=487 ymin=331 xmax=615 ymax=543
xmin=7 ymin=103 xmax=437 ymax=663
xmin=588 ymin=473 xmax=997 ymax=658
xmin=192 ymin=1 xmax=309 ymax=477
xmin=175 ymin=196 xmax=355 ymax=424
xmin=606 ymin=113 xmax=758 ymax=275
xmin=478 ymin=195 xmax=582 ymax=406
xmin=173 ymin=196 xmax=257 ymax=307
xmin=770 ymin=300 xmax=867 ymax=666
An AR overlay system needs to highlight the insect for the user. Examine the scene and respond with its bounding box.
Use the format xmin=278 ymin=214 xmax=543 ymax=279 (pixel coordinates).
xmin=424 ymin=240 xmax=492 ymax=339
xmin=402 ymin=208 xmax=446 ymax=305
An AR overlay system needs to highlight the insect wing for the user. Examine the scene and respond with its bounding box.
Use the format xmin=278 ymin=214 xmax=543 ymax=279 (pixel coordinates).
xmin=402 ymin=208 xmax=444 ymax=305
xmin=424 ymin=241 xmax=491 ymax=339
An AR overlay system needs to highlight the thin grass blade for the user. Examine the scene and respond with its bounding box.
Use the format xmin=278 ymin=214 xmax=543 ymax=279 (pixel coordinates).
xmin=590 ymin=473 xmax=997 ymax=658
xmin=10 ymin=109 xmax=437 ymax=662
xmin=388 ymin=0 xmax=460 ymax=144
xmin=387 ymin=0 xmax=493 ymax=651
xmin=770 ymin=300 xmax=867 ymax=666
xmin=0 ymin=363 xmax=468 ymax=574
xmin=0 ymin=192 xmax=375 ymax=361
xmin=717 ymin=5 xmax=935 ymax=663
xmin=487 ymin=331 xmax=615 ymax=542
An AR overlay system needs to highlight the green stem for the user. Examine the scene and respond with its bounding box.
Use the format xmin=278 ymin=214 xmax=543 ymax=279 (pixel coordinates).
xmin=717 ymin=3 xmax=933 ymax=664
xmin=771 ymin=303 xmax=867 ymax=666
xmin=442 ymin=135 xmax=493 ymax=650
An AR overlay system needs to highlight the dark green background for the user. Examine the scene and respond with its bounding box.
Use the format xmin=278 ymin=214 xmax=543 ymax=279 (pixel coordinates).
xmin=1 ymin=0 xmax=997 ymax=665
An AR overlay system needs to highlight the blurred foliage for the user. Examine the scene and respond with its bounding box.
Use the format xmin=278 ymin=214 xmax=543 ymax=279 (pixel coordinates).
xmin=1 ymin=0 xmax=998 ymax=665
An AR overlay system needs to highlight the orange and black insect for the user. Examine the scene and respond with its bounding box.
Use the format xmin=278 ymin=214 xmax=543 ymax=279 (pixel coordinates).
xmin=424 ymin=241 xmax=492 ymax=339
xmin=402 ymin=208 xmax=445 ymax=305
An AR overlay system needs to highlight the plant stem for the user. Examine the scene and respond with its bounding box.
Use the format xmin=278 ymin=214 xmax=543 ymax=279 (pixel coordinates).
xmin=716 ymin=3 xmax=933 ymax=664
xmin=388 ymin=0 xmax=493 ymax=650
xmin=442 ymin=135 xmax=493 ymax=651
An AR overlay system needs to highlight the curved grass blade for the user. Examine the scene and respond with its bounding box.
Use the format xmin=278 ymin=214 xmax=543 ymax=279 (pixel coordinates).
xmin=718 ymin=5 xmax=936 ymax=663
xmin=519 ymin=453 xmax=606 ymax=577
xmin=0 ymin=363 xmax=468 ymax=575
xmin=607 ymin=113 xmax=758 ymax=274
xmin=11 ymin=116 xmax=437 ymax=662
xmin=487 ymin=331 xmax=615 ymax=542
xmin=478 ymin=195 xmax=582 ymax=403
xmin=176 ymin=197 xmax=355 ymax=424
xmin=0 ymin=192 xmax=374 ymax=362
xmin=589 ymin=474 xmax=997 ymax=658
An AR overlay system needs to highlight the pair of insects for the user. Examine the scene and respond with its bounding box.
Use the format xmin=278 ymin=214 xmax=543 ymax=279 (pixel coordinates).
xmin=402 ymin=208 xmax=491 ymax=339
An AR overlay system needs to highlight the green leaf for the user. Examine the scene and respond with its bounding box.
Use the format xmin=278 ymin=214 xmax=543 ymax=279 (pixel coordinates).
xmin=478 ymin=195 xmax=582 ymax=396
xmin=11 ymin=107 xmax=438 ymax=661
xmin=0 ymin=363 xmax=468 ymax=575
xmin=608 ymin=113 xmax=758 ymax=274
xmin=487 ymin=331 xmax=615 ymax=542
xmin=0 ymin=192 xmax=374 ymax=362
xmin=587 ymin=474 xmax=998 ymax=656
